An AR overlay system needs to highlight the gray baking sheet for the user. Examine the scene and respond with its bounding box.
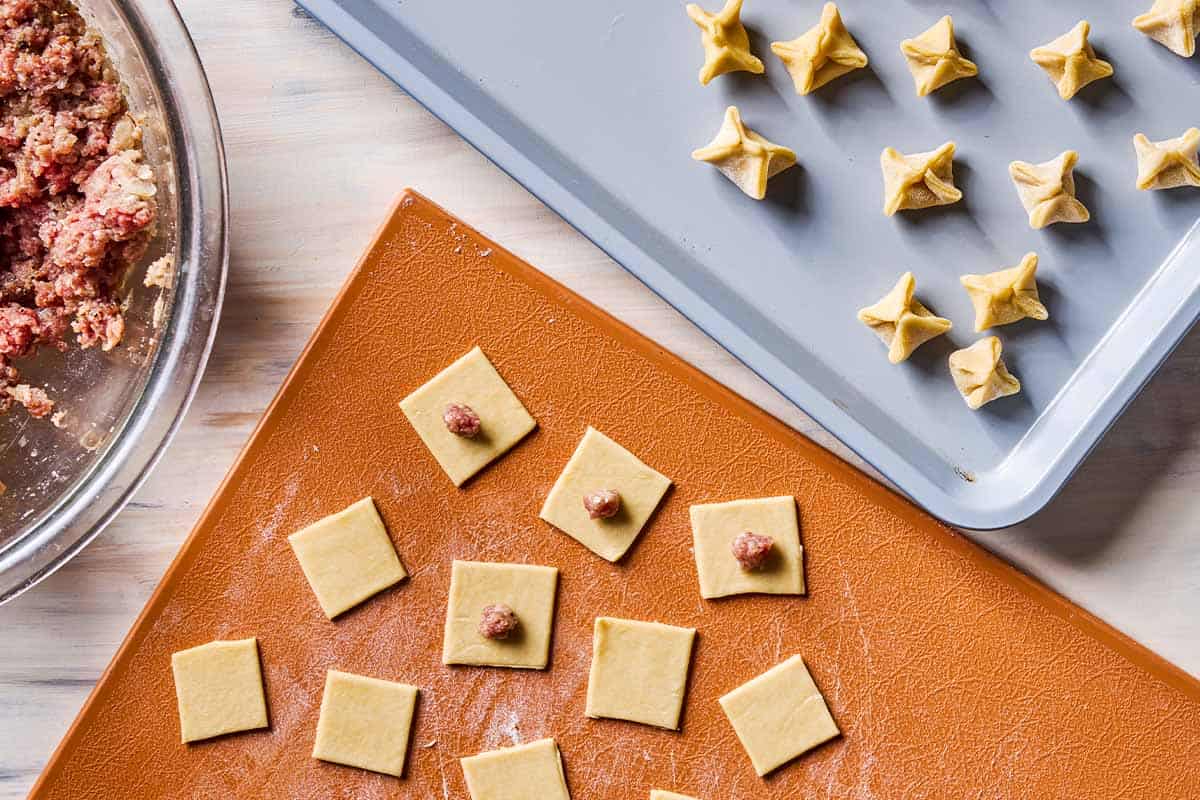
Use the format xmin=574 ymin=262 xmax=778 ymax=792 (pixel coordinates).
xmin=298 ymin=0 xmax=1200 ymax=528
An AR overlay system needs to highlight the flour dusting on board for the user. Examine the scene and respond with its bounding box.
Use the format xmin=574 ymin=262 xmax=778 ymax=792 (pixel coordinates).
xmin=483 ymin=707 xmax=522 ymax=749
xmin=222 ymin=476 xmax=300 ymax=604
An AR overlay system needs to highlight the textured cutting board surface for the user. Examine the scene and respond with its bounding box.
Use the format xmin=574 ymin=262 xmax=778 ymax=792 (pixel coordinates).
xmin=31 ymin=192 xmax=1200 ymax=799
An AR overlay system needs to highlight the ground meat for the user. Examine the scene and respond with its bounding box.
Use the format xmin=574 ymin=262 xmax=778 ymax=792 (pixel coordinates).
xmin=582 ymin=488 xmax=621 ymax=520
xmin=0 ymin=0 xmax=156 ymax=418
xmin=443 ymin=402 xmax=481 ymax=438
xmin=478 ymin=603 xmax=519 ymax=640
xmin=731 ymin=531 xmax=774 ymax=570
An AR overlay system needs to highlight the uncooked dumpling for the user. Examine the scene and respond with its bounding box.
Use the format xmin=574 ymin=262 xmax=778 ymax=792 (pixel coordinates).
xmin=770 ymin=3 xmax=868 ymax=95
xmin=857 ymin=272 xmax=952 ymax=364
xmin=1009 ymin=151 xmax=1090 ymax=229
xmin=1133 ymin=0 xmax=1199 ymax=58
xmin=880 ymin=142 xmax=961 ymax=216
xmin=1133 ymin=128 xmax=1200 ymax=190
xmin=949 ymin=337 xmax=1021 ymax=410
xmin=686 ymin=0 xmax=765 ymax=85
xmin=692 ymin=106 xmax=797 ymax=200
xmin=960 ymin=253 xmax=1049 ymax=332
xmin=1030 ymin=21 xmax=1113 ymax=100
xmin=900 ymin=16 xmax=978 ymax=97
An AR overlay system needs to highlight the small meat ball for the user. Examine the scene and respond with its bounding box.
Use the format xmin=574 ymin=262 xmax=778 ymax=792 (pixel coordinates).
xmin=443 ymin=402 xmax=481 ymax=438
xmin=583 ymin=489 xmax=621 ymax=520
xmin=479 ymin=603 xmax=519 ymax=639
xmin=731 ymin=531 xmax=774 ymax=570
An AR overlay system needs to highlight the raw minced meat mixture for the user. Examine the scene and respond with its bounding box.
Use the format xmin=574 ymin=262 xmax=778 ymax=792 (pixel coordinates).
xmin=0 ymin=0 xmax=156 ymax=419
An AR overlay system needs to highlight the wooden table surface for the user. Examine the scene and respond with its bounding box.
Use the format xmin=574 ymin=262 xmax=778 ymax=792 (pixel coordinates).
xmin=2 ymin=2 xmax=1199 ymax=796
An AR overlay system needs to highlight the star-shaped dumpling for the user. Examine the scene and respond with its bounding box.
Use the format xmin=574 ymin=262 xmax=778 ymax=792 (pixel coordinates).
xmin=949 ymin=337 xmax=1021 ymax=410
xmin=880 ymin=141 xmax=962 ymax=216
xmin=692 ymin=106 xmax=797 ymax=200
xmin=960 ymin=253 xmax=1049 ymax=332
xmin=686 ymin=0 xmax=765 ymax=85
xmin=1133 ymin=0 xmax=1199 ymax=58
xmin=770 ymin=3 xmax=868 ymax=95
xmin=900 ymin=16 xmax=979 ymax=97
xmin=1030 ymin=21 xmax=1114 ymax=100
xmin=1009 ymin=150 xmax=1090 ymax=229
xmin=857 ymin=272 xmax=952 ymax=364
xmin=1133 ymin=128 xmax=1200 ymax=190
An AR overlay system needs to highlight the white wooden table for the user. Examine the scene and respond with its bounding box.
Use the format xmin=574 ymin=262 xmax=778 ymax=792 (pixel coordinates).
xmin=2 ymin=2 xmax=1198 ymax=795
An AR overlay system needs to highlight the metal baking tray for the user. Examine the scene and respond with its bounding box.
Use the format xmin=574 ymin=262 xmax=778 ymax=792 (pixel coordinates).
xmin=298 ymin=0 xmax=1200 ymax=529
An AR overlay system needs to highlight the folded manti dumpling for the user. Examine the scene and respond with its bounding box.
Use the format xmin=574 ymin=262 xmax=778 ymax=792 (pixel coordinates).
xmin=1133 ymin=128 xmax=1200 ymax=190
xmin=949 ymin=337 xmax=1021 ymax=410
xmin=857 ymin=272 xmax=952 ymax=364
xmin=880 ymin=142 xmax=962 ymax=216
xmin=770 ymin=3 xmax=868 ymax=95
xmin=960 ymin=253 xmax=1049 ymax=332
xmin=900 ymin=16 xmax=978 ymax=97
xmin=691 ymin=106 xmax=797 ymax=200
xmin=1009 ymin=151 xmax=1090 ymax=229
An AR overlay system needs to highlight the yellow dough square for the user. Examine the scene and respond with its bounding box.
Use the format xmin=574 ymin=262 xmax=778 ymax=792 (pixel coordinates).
xmin=443 ymin=560 xmax=559 ymax=670
xmin=689 ymin=496 xmax=804 ymax=599
xmin=400 ymin=347 xmax=537 ymax=487
xmin=312 ymin=670 xmax=418 ymax=777
xmin=288 ymin=497 xmax=407 ymax=619
xmin=539 ymin=427 xmax=672 ymax=562
xmin=651 ymin=792 xmax=700 ymax=800
xmin=461 ymin=738 xmax=571 ymax=800
xmin=719 ymin=654 xmax=840 ymax=776
xmin=585 ymin=617 xmax=696 ymax=730
xmin=171 ymin=638 xmax=268 ymax=743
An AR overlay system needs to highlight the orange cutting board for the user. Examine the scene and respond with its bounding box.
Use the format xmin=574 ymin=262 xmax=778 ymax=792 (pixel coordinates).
xmin=31 ymin=191 xmax=1200 ymax=799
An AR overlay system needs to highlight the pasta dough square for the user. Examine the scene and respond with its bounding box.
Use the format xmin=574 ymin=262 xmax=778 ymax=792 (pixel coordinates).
xmin=460 ymin=738 xmax=571 ymax=800
xmin=312 ymin=670 xmax=418 ymax=777
xmin=171 ymin=638 xmax=268 ymax=743
xmin=585 ymin=617 xmax=697 ymax=730
xmin=689 ymin=496 xmax=804 ymax=599
xmin=539 ymin=427 xmax=671 ymax=562
xmin=288 ymin=497 xmax=407 ymax=619
xmin=400 ymin=347 xmax=537 ymax=486
xmin=651 ymin=792 xmax=700 ymax=800
xmin=719 ymin=654 xmax=840 ymax=776
xmin=443 ymin=560 xmax=560 ymax=669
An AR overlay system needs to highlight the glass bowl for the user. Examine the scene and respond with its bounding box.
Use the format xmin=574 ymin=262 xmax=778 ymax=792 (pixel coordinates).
xmin=0 ymin=1 xmax=228 ymax=602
